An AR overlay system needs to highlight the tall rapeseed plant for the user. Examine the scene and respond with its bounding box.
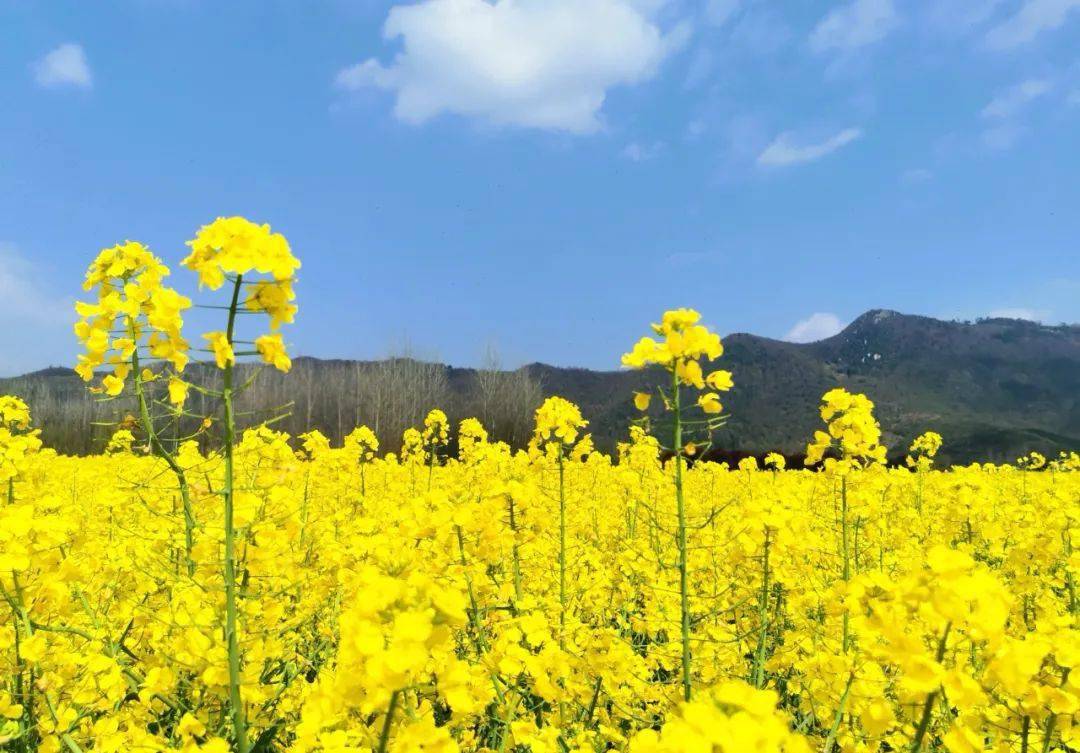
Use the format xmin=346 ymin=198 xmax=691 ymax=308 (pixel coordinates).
xmin=621 ymin=308 xmax=733 ymax=701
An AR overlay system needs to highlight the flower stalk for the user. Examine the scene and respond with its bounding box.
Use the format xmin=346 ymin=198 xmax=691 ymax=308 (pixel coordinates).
xmin=221 ymin=274 xmax=249 ymax=753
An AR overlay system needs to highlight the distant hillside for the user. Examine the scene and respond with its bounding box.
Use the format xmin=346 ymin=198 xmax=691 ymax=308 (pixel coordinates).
xmin=3 ymin=310 xmax=1079 ymax=463
xmin=522 ymin=310 xmax=1080 ymax=464
xmin=713 ymin=310 xmax=1080 ymax=463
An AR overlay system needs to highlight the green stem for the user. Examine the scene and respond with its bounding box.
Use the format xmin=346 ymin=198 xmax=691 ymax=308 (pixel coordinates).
xmin=754 ymin=527 xmax=771 ymax=688
xmin=377 ymin=690 xmax=401 ymax=753
xmin=1064 ymin=528 xmax=1077 ymax=616
xmin=556 ymin=450 xmax=569 ymax=732
xmin=222 ymin=275 xmax=249 ymax=753
xmin=910 ymin=622 xmax=952 ymax=752
xmin=558 ymin=451 xmax=567 ymax=650
xmin=455 ymin=525 xmax=488 ymax=656
xmin=9 ymin=575 xmax=80 ymax=752
xmin=1041 ymin=669 xmax=1070 ymax=753
xmin=672 ymin=365 xmax=692 ymax=702
xmin=130 ymin=321 xmax=196 ymax=576
xmin=10 ymin=606 xmax=32 ymax=753
xmin=508 ymin=494 xmax=523 ymax=606
xmin=8 ymin=577 xmax=35 ymax=752
xmin=822 ymin=673 xmax=855 ymax=753
xmin=300 ymin=471 xmax=310 ymax=549
xmin=583 ymin=676 xmax=603 ymax=728
xmin=495 ymin=693 xmax=519 ymax=753
xmin=841 ymin=476 xmax=851 ymax=653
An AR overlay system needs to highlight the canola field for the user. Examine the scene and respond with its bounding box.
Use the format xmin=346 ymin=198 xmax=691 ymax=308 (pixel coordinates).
xmin=1 ymin=217 xmax=1078 ymax=753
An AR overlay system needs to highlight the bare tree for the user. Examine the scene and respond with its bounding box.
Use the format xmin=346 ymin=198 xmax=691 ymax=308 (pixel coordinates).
xmin=469 ymin=344 xmax=543 ymax=447
xmin=3 ymin=345 xmax=542 ymax=456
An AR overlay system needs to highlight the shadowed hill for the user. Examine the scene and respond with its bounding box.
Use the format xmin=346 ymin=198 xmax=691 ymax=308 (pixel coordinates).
xmin=526 ymin=310 xmax=1080 ymax=463
xmin=3 ymin=310 xmax=1078 ymax=464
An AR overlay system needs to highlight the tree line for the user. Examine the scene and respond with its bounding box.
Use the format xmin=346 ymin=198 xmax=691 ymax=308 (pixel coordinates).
xmin=1 ymin=352 xmax=543 ymax=456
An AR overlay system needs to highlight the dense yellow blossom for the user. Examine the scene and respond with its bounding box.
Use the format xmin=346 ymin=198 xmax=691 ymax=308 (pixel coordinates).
xmin=907 ymin=430 xmax=944 ymax=470
xmin=204 ymin=330 xmax=236 ymax=369
xmin=73 ymin=240 xmax=192 ymax=393
xmin=182 ymin=216 xmax=300 ymax=290
xmin=255 ymin=333 xmax=292 ymax=373
xmin=344 ymin=425 xmax=379 ymax=462
xmin=764 ymin=451 xmax=786 ymax=470
xmin=0 ymin=396 xmax=42 ymax=484
xmin=621 ymin=308 xmax=723 ymax=370
xmin=179 ymin=216 xmax=300 ymax=373
xmin=0 ymin=396 xmax=33 ymax=430
xmin=621 ymin=309 xmax=732 ymax=424
xmin=532 ymin=396 xmax=587 ymax=449
xmin=0 ymin=391 xmax=1077 ymax=752
xmin=422 ymin=408 xmax=450 ymax=450
xmin=805 ymin=387 xmax=889 ymax=469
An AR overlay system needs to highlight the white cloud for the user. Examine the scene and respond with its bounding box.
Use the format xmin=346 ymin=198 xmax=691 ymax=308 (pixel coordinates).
xmin=926 ymin=0 xmax=1007 ymax=32
xmin=729 ymin=9 xmax=792 ymax=54
xmin=32 ymin=43 xmax=92 ymax=89
xmin=980 ymin=78 xmax=1052 ymax=119
xmin=0 ymin=244 xmax=73 ymax=376
xmin=900 ymin=167 xmax=933 ymax=184
xmin=784 ymin=312 xmax=845 ymax=343
xmin=981 ymin=123 xmax=1023 ymax=149
xmin=0 ymin=245 xmax=67 ymax=323
xmin=682 ymin=47 xmax=713 ymax=89
xmin=988 ymin=307 xmax=1051 ymax=321
xmin=336 ymin=0 xmax=686 ymax=133
xmin=809 ymin=0 xmax=898 ymax=53
xmin=757 ymin=127 xmax=863 ymax=167
xmin=985 ymin=0 xmax=1080 ymax=49
xmin=621 ymin=141 xmax=664 ymax=161
xmin=705 ymin=0 xmax=740 ymax=27
xmin=666 ymin=250 xmax=723 ymax=266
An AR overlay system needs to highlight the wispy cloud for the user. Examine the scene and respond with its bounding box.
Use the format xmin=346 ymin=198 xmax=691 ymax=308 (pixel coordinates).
xmin=32 ymin=43 xmax=92 ymax=89
xmin=682 ymin=47 xmax=714 ymax=89
xmin=976 ymin=79 xmax=1052 ymax=151
xmin=981 ymin=78 xmax=1052 ymax=119
xmin=809 ymin=0 xmax=898 ymax=53
xmin=981 ymin=123 xmax=1023 ymax=150
xmin=621 ymin=141 xmax=665 ymax=162
xmin=783 ymin=312 xmax=845 ymax=343
xmin=926 ymin=0 xmax=1007 ymax=33
xmin=900 ymin=167 xmax=933 ymax=184
xmin=757 ymin=128 xmax=863 ymax=167
xmin=729 ymin=8 xmax=792 ymax=55
xmin=704 ymin=0 xmax=740 ymax=27
xmin=988 ymin=307 xmax=1051 ymax=321
xmin=985 ymin=0 xmax=1080 ymax=49
xmin=0 ymin=243 xmax=74 ymax=376
xmin=686 ymin=119 xmax=707 ymax=140
xmin=0 ymin=244 xmax=70 ymax=325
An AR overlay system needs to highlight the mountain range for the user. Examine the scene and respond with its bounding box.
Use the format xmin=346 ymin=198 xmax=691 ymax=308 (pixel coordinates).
xmin=3 ymin=310 xmax=1078 ymax=464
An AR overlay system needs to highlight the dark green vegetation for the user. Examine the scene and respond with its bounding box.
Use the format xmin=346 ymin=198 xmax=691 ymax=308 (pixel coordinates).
xmin=4 ymin=310 xmax=1078 ymax=464
xmin=531 ymin=310 xmax=1080 ymax=465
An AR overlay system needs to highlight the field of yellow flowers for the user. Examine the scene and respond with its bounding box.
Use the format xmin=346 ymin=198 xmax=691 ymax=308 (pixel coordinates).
xmin=1 ymin=218 xmax=1078 ymax=753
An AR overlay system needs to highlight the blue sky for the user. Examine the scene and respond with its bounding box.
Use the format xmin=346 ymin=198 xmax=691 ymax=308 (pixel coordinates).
xmin=2 ymin=0 xmax=1079 ymax=376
